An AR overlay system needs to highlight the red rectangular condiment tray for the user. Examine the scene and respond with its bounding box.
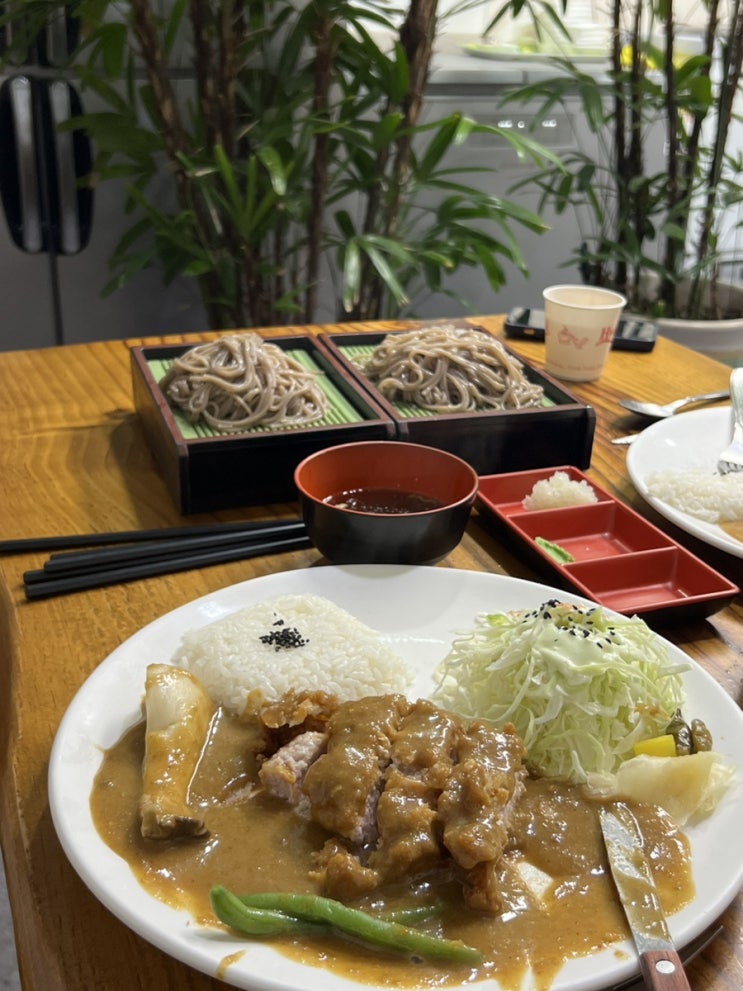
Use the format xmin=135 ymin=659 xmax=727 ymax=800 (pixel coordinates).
xmin=477 ymin=466 xmax=739 ymax=623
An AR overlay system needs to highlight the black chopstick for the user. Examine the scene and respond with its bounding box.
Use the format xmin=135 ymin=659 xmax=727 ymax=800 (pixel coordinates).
xmin=23 ymin=533 xmax=312 ymax=600
xmin=35 ymin=521 xmax=307 ymax=577
xmin=1 ymin=518 xmax=303 ymax=555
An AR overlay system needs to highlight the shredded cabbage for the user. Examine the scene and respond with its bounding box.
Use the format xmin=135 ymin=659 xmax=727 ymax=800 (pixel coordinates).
xmin=432 ymin=600 xmax=688 ymax=783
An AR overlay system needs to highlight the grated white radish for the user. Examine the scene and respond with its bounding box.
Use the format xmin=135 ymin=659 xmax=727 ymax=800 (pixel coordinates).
xmin=522 ymin=471 xmax=599 ymax=510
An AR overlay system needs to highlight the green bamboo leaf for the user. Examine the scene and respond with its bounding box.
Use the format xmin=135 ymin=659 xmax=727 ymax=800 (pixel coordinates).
xmin=334 ymin=210 xmax=357 ymax=240
xmin=256 ymin=146 xmax=288 ymax=197
xmin=674 ymin=54 xmax=710 ymax=85
xmin=163 ymin=0 xmax=188 ymax=57
xmin=491 ymin=128 xmax=565 ymax=167
xmin=77 ymin=0 xmax=111 ymax=27
xmin=418 ymin=248 xmax=455 ymax=269
xmin=473 ymin=242 xmax=509 ymax=284
xmin=136 ymin=83 xmax=169 ymax=133
xmin=340 ymin=145 xmax=378 ymax=184
xmin=687 ymin=75 xmax=713 ymax=112
xmin=362 ymin=243 xmax=409 ymax=306
xmin=455 ymin=119 xmax=479 ymax=149
xmin=661 ymin=221 xmax=688 ymax=243
xmin=575 ymin=163 xmax=596 ymax=191
xmin=182 ymin=259 xmax=213 ymax=276
xmin=420 ymin=258 xmax=444 ymax=289
xmin=388 ymin=42 xmax=410 ymax=104
xmin=342 ymin=240 xmax=362 ymax=312
xmin=578 ymin=82 xmax=608 ymax=130
xmin=74 ymin=66 xmax=132 ymax=116
xmin=537 ymin=2 xmax=572 ymax=39
xmin=556 ymin=173 xmax=574 ymax=209
xmin=244 ymin=156 xmax=257 ymax=227
xmin=98 ymin=22 xmax=127 ymax=79
xmin=372 ymin=112 xmax=404 ymax=150
xmin=70 ymin=112 xmax=161 ymax=160
xmin=213 ymin=146 xmax=244 ymax=216
xmin=110 ymin=217 xmax=151 ymax=255
xmin=245 ymin=190 xmax=283 ymax=238
xmin=417 ymin=116 xmax=466 ymax=177
xmin=360 ymin=234 xmax=413 ymax=263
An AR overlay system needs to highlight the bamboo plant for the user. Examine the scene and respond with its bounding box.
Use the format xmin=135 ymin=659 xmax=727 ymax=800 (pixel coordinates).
xmin=490 ymin=0 xmax=743 ymax=319
xmin=1 ymin=0 xmax=559 ymax=328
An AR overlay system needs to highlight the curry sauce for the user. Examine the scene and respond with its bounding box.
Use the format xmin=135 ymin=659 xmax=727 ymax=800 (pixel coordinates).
xmin=720 ymin=520 xmax=743 ymax=545
xmin=90 ymin=708 xmax=694 ymax=990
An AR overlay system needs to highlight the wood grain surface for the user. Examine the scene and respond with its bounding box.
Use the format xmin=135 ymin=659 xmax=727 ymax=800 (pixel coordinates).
xmin=1 ymin=317 xmax=741 ymax=991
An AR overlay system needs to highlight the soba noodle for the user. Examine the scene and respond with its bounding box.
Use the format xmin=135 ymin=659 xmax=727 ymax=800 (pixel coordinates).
xmin=363 ymin=325 xmax=544 ymax=413
xmin=158 ymin=334 xmax=328 ymax=432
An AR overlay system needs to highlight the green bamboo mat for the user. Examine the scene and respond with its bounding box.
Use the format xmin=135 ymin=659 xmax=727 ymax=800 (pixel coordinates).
xmin=148 ymin=350 xmax=363 ymax=440
xmin=338 ymin=344 xmax=555 ymax=418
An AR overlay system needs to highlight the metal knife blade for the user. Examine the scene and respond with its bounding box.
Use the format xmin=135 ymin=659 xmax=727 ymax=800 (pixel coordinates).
xmin=611 ymin=434 xmax=640 ymax=445
xmin=599 ymin=803 xmax=692 ymax=991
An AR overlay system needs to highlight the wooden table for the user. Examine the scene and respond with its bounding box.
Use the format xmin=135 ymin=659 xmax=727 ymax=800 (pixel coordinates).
xmin=1 ymin=317 xmax=742 ymax=991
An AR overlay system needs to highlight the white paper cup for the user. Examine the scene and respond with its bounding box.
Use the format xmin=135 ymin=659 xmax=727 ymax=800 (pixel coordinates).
xmin=543 ymin=285 xmax=627 ymax=382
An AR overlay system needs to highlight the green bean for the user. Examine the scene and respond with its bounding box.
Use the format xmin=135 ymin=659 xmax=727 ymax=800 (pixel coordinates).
xmin=210 ymin=886 xmax=307 ymax=936
xmin=210 ymin=887 xmax=482 ymax=965
xmin=383 ymin=902 xmax=446 ymax=924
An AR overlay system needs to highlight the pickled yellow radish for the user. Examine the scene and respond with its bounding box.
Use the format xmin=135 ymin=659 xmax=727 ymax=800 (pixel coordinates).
xmin=633 ymin=734 xmax=677 ymax=758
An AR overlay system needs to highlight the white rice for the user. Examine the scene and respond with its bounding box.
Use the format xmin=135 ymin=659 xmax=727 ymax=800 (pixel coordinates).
xmin=170 ymin=593 xmax=411 ymax=713
xmin=522 ymin=471 xmax=599 ymax=510
xmin=646 ymin=469 xmax=743 ymax=523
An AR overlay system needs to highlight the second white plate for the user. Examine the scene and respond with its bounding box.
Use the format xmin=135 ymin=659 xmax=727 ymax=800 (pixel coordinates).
xmin=626 ymin=406 xmax=743 ymax=559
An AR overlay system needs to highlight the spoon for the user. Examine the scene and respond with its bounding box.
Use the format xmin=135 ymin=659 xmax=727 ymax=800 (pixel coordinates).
xmin=618 ymin=389 xmax=729 ymax=419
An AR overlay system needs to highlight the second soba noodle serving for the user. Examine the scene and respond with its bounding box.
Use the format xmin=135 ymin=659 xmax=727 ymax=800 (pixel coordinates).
xmin=159 ymin=333 xmax=328 ymax=432
xmin=363 ymin=325 xmax=544 ymax=413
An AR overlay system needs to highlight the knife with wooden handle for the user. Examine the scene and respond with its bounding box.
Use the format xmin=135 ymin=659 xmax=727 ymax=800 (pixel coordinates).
xmin=599 ymin=803 xmax=692 ymax=991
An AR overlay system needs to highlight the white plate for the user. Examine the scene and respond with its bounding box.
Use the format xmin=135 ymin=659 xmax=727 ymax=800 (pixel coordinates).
xmin=626 ymin=406 xmax=743 ymax=559
xmin=49 ymin=565 xmax=743 ymax=991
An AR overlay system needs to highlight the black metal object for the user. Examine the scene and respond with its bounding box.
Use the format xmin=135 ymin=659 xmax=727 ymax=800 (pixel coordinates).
xmin=0 ymin=74 xmax=93 ymax=255
xmin=0 ymin=5 xmax=92 ymax=344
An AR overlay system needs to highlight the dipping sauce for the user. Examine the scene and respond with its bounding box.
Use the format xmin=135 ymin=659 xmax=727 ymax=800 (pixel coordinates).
xmin=324 ymin=487 xmax=443 ymax=514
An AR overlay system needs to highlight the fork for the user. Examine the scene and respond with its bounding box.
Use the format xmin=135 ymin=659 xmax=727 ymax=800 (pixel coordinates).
xmin=717 ymin=368 xmax=743 ymax=474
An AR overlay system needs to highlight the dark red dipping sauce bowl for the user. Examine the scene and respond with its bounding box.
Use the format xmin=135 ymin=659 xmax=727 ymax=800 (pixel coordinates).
xmin=294 ymin=441 xmax=479 ymax=564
